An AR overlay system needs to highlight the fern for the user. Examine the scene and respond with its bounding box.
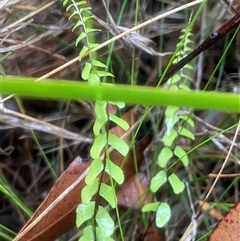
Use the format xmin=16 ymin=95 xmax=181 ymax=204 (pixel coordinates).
xmin=62 ymin=1 xmax=129 ymax=240
xmin=142 ymin=28 xmax=195 ymax=227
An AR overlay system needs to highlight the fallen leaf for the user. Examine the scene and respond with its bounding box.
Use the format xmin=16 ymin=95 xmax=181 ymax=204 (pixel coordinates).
xmin=138 ymin=216 xmax=166 ymax=241
xmin=117 ymin=173 xmax=150 ymax=209
xmin=208 ymin=202 xmax=240 ymax=241
xmin=13 ymin=156 xmax=89 ymax=241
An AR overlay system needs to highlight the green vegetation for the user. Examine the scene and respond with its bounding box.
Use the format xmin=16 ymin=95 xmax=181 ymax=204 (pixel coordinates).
xmin=0 ymin=0 xmax=239 ymax=240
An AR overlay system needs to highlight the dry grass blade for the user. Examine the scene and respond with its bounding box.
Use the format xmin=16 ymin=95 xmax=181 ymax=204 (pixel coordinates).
xmin=1 ymin=0 xmax=239 ymax=240
xmin=1 ymin=30 xmax=56 ymax=53
xmin=0 ymin=19 xmax=33 ymax=36
xmin=0 ymin=104 xmax=93 ymax=142
xmin=196 ymin=123 xmax=240 ymax=216
xmin=0 ymin=0 xmax=20 ymax=8
xmin=95 ymin=0 xmax=172 ymax=56
xmin=19 ymin=0 xmax=204 ymax=81
xmin=3 ymin=0 xmax=58 ymax=31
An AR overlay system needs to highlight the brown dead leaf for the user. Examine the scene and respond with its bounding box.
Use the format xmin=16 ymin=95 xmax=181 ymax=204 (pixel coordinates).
xmin=138 ymin=217 xmax=166 ymax=241
xmin=14 ymin=109 xmax=152 ymax=241
xmin=13 ymin=156 xmax=89 ymax=241
xmin=234 ymin=0 xmax=240 ymax=6
xmin=117 ymin=173 xmax=150 ymax=209
xmin=208 ymin=202 xmax=240 ymax=241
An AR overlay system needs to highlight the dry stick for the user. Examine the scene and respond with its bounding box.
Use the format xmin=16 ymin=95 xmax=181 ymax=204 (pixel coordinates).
xmin=0 ymin=99 xmax=92 ymax=142
xmin=3 ymin=0 xmax=58 ymax=30
xmin=222 ymin=0 xmax=239 ymax=15
xmin=1 ymin=30 xmax=55 ymax=53
xmin=209 ymin=173 xmax=240 ymax=178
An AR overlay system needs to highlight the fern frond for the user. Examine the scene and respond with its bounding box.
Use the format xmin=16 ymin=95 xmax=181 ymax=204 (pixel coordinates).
xmin=143 ymin=25 xmax=196 ymax=228
xmin=62 ymin=1 xmax=129 ymax=240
